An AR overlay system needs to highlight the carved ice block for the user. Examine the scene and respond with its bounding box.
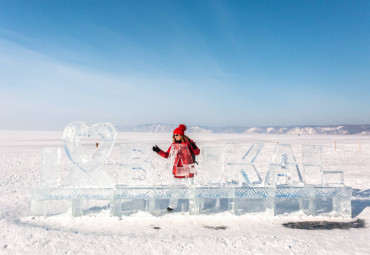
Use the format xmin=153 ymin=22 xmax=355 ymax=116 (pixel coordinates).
xmin=63 ymin=122 xmax=116 ymax=173
xmin=265 ymin=144 xmax=303 ymax=186
xmin=194 ymin=186 xmax=234 ymax=214
xmin=63 ymin=122 xmax=116 ymax=188
xmin=200 ymin=146 xmax=223 ymax=185
xmin=241 ymin=143 xmax=263 ymax=185
xmin=40 ymin=147 xmax=62 ymax=187
xmin=224 ymin=144 xmax=263 ymax=186
xmin=323 ymin=171 xmax=344 ymax=186
xmin=234 ymin=187 xmax=275 ymax=215
xmin=302 ymin=145 xmax=323 ymax=185
xmin=119 ymin=144 xmax=155 ymax=185
xmin=332 ymin=197 xmax=351 ymax=217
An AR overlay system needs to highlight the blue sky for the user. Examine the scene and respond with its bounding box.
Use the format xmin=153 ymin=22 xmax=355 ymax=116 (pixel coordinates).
xmin=0 ymin=0 xmax=369 ymax=130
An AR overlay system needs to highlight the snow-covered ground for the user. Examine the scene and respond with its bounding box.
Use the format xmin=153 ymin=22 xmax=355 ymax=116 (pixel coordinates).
xmin=1 ymin=131 xmax=369 ymax=254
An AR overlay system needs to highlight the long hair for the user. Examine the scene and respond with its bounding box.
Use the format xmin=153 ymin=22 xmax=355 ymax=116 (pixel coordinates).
xmin=173 ymin=134 xmax=191 ymax=143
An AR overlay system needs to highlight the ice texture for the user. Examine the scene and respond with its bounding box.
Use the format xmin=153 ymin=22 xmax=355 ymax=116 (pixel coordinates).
xmin=40 ymin=147 xmax=62 ymax=188
xmin=265 ymin=144 xmax=303 ymax=186
xmin=273 ymin=186 xmax=351 ymax=216
xmin=240 ymin=143 xmax=263 ymax=185
xmin=31 ymin=188 xmax=113 ymax=216
xmin=223 ymin=144 xmax=245 ymax=185
xmin=65 ymin=165 xmax=115 ymax=187
xmin=201 ymin=143 xmax=263 ymax=186
xmin=199 ymin=146 xmax=223 ymax=185
xmin=302 ymin=145 xmax=323 ymax=185
xmin=63 ymin=121 xmax=116 ymax=173
xmin=119 ymin=144 xmax=156 ymax=185
xmin=323 ymin=170 xmax=344 ymax=186
xmin=62 ymin=122 xmax=116 ymax=187
xmin=302 ymin=145 xmax=322 ymax=166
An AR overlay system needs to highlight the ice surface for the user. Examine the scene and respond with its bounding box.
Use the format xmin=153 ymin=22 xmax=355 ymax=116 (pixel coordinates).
xmin=264 ymin=144 xmax=303 ymax=186
xmin=6 ymin=131 xmax=367 ymax=254
xmin=40 ymin=147 xmax=61 ymax=188
xmin=302 ymin=145 xmax=323 ymax=185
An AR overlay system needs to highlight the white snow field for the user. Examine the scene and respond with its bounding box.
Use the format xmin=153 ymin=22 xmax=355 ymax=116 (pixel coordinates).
xmin=1 ymin=131 xmax=369 ymax=254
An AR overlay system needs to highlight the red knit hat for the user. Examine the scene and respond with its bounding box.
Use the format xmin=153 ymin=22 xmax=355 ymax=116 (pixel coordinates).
xmin=173 ymin=124 xmax=187 ymax=136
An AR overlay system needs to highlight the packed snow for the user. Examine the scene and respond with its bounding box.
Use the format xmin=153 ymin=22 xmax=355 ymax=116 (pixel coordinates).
xmin=1 ymin=131 xmax=369 ymax=254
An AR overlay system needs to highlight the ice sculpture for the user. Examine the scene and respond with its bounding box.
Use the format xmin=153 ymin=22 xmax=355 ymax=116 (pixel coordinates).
xmin=40 ymin=147 xmax=62 ymax=187
xmin=240 ymin=143 xmax=263 ymax=185
xmin=63 ymin=121 xmax=116 ymax=187
xmin=31 ymin=129 xmax=351 ymax=218
xmin=63 ymin=122 xmax=116 ymax=172
xmin=31 ymin=122 xmax=117 ymax=217
xmin=119 ymin=144 xmax=156 ymax=185
xmin=195 ymin=144 xmax=265 ymax=215
xmin=265 ymin=144 xmax=303 ymax=186
xmin=224 ymin=143 xmax=263 ymax=186
xmin=323 ymin=170 xmax=344 ymax=186
xmin=200 ymin=146 xmax=223 ymax=185
xmin=302 ymin=145 xmax=323 ymax=185
xmin=225 ymin=144 xmax=270 ymax=214
xmin=114 ymin=144 xmax=197 ymax=216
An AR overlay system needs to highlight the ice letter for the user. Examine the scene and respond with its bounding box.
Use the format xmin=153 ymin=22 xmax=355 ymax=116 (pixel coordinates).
xmin=265 ymin=144 xmax=303 ymax=186
xmin=224 ymin=144 xmax=263 ymax=186
xmin=119 ymin=144 xmax=155 ymax=185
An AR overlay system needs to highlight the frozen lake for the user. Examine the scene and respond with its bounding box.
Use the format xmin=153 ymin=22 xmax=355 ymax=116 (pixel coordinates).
xmin=0 ymin=131 xmax=369 ymax=254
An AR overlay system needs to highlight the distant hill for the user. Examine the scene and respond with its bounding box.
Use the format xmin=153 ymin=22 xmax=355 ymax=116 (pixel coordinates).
xmin=116 ymin=124 xmax=370 ymax=135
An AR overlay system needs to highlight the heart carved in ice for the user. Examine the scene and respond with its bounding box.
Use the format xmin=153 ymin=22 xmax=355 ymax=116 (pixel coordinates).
xmin=63 ymin=121 xmax=117 ymax=172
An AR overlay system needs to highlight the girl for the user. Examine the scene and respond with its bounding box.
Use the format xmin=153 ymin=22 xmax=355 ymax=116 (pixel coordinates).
xmin=153 ymin=124 xmax=200 ymax=211
xmin=153 ymin=124 xmax=200 ymax=178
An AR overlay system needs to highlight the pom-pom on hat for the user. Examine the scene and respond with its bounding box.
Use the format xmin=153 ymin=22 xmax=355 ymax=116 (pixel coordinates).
xmin=173 ymin=124 xmax=187 ymax=136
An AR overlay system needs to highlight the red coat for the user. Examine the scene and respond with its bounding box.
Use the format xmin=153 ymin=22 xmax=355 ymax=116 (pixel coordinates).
xmin=158 ymin=140 xmax=200 ymax=178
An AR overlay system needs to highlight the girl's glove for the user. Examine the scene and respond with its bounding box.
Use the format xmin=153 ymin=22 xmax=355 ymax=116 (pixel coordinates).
xmin=190 ymin=141 xmax=198 ymax=150
xmin=152 ymin=145 xmax=160 ymax=153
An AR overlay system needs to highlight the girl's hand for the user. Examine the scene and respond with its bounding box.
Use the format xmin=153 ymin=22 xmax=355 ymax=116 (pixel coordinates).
xmin=152 ymin=145 xmax=160 ymax=153
xmin=190 ymin=141 xmax=198 ymax=150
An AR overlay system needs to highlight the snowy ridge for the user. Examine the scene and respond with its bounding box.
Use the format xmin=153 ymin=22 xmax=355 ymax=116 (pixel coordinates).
xmin=116 ymin=124 xmax=370 ymax=135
